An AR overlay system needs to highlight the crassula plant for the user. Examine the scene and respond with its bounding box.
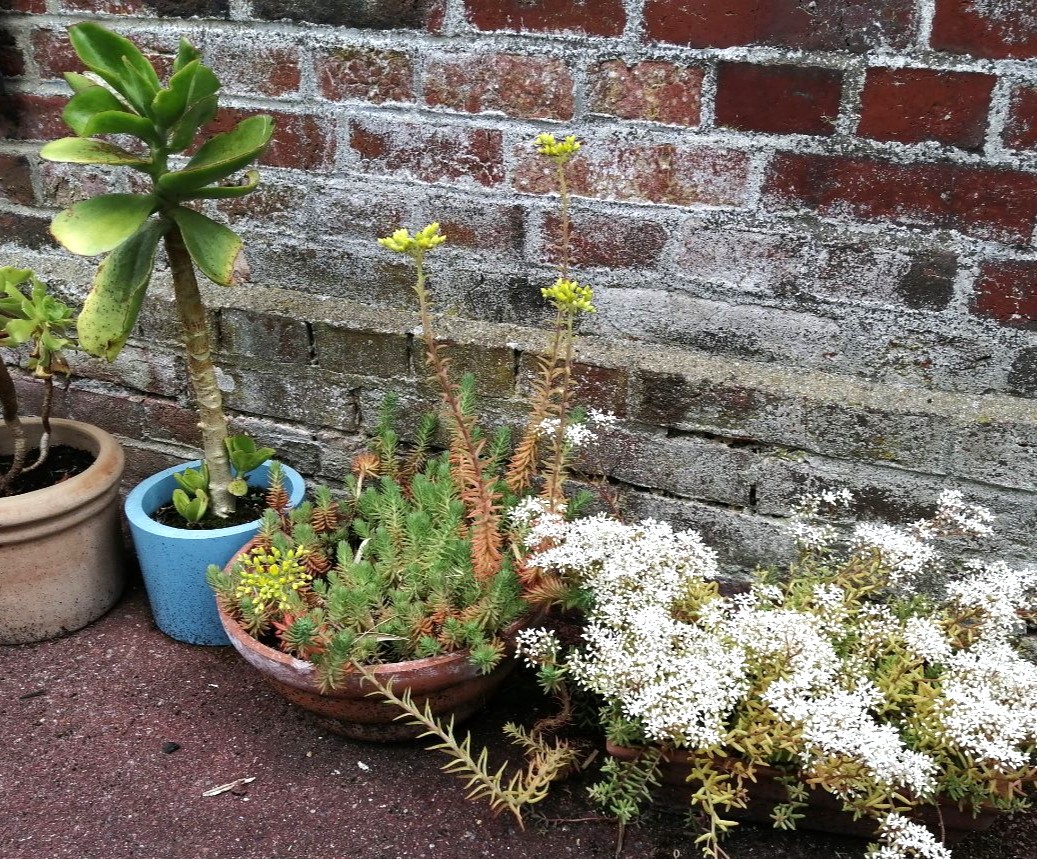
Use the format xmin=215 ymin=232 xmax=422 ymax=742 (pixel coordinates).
xmin=517 ymin=491 xmax=1037 ymax=859
xmin=39 ymin=23 xmax=273 ymax=517
xmin=0 ymin=267 xmax=75 ymax=495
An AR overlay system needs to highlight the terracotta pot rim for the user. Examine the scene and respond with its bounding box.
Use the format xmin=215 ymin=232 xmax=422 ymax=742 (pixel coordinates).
xmin=218 ymin=537 xmax=533 ymax=681
xmin=0 ymin=418 xmax=124 ymax=522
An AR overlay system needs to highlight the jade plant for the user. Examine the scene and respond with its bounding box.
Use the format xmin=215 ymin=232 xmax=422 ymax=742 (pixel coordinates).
xmin=0 ymin=267 xmax=75 ymax=495
xmin=39 ymin=22 xmax=273 ymax=517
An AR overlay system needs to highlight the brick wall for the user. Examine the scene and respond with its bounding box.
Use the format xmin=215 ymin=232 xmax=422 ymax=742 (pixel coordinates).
xmin=2 ymin=0 xmax=1037 ymax=570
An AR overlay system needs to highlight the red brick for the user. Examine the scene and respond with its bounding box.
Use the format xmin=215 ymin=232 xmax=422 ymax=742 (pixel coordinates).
xmin=38 ymin=160 xmax=122 ymax=208
xmin=543 ymin=211 xmax=668 ymax=269
xmin=858 ymin=67 xmax=994 ymax=150
xmin=206 ymin=38 xmax=301 ymax=97
xmin=0 ymin=154 xmax=35 ymax=205
xmin=61 ymin=0 xmax=147 ymax=11
xmin=1004 ymin=85 xmax=1037 ymax=151
xmin=587 ymin=60 xmax=703 ymax=126
xmin=253 ymin=0 xmax=433 ymax=29
xmin=61 ymin=0 xmax=229 ymax=15
xmin=0 ymin=29 xmax=24 ymax=79
xmin=31 ymin=27 xmax=84 ymax=81
xmin=0 ymin=94 xmax=67 ymax=141
xmin=644 ymin=0 xmax=916 ymax=52
xmin=350 ymin=120 xmax=503 ymax=187
xmin=9 ymin=0 xmax=46 ymax=11
xmin=715 ymin=63 xmax=842 ymax=136
xmin=932 ymin=0 xmax=1037 ymax=60
xmin=420 ymin=196 xmax=525 ymax=254
xmin=463 ymin=0 xmax=625 ymax=37
xmin=514 ymin=138 xmax=752 ymax=207
xmin=316 ymin=47 xmax=413 ymax=104
xmin=971 ymin=261 xmax=1037 ymax=329
xmin=202 ymin=109 xmax=335 ymax=171
xmin=764 ymin=153 xmax=1037 ymax=244
xmin=0 ymin=212 xmax=55 ymax=249
xmin=425 ymin=53 xmax=573 ymax=121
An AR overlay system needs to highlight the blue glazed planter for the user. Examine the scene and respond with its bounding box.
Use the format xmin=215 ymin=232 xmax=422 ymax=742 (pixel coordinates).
xmin=125 ymin=460 xmax=305 ymax=645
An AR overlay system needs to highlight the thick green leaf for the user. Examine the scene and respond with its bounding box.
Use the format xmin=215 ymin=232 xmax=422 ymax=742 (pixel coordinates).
xmin=172 ymin=38 xmax=201 ymax=75
xmin=187 ymin=169 xmax=261 ymax=200
xmin=64 ymin=72 xmax=99 ymax=94
xmin=4 ymin=318 xmax=35 ymax=346
xmin=0 ymin=267 xmax=32 ymax=291
xmin=51 ymin=194 xmax=158 ymax=256
xmin=150 ymin=60 xmax=219 ymax=133
xmin=167 ymin=93 xmax=218 ymax=153
xmin=168 ymin=206 xmax=245 ymax=286
xmin=40 ymin=137 xmax=151 ymax=167
xmin=158 ymin=115 xmax=272 ymax=197
xmin=68 ymin=23 xmax=160 ymax=116
xmin=77 ymin=219 xmax=166 ymax=360
xmin=62 ymin=85 xmax=125 ymax=134
xmin=82 ymin=109 xmax=158 ymax=142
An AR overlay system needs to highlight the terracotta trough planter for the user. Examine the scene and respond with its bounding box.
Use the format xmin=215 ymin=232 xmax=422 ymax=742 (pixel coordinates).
xmin=0 ymin=418 xmax=125 ymax=644
xmin=218 ymin=542 xmax=523 ymax=742
xmin=606 ymin=743 xmax=1001 ymax=846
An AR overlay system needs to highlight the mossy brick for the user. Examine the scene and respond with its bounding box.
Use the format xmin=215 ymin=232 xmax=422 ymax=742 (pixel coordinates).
xmin=316 ymin=46 xmax=414 ymax=104
xmin=601 ymin=427 xmax=755 ymax=506
xmin=220 ymin=362 xmax=360 ymax=431
xmin=253 ymin=0 xmax=437 ymax=29
xmin=312 ymin=324 xmax=410 ymax=378
xmin=517 ymin=355 xmax=628 ymax=416
xmin=315 ymin=428 xmax=369 ymax=484
xmin=424 ymin=53 xmax=574 ymax=121
xmin=587 ymin=60 xmax=704 ymax=126
xmin=218 ymin=307 xmax=311 ymax=364
xmin=418 ymin=339 xmax=516 ymax=398
xmin=0 ymin=154 xmax=34 ymax=205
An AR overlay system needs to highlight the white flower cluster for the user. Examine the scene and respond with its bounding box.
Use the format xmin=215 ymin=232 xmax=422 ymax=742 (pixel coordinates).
xmin=916 ymin=489 xmax=994 ymax=539
xmin=945 ymin=560 xmax=1037 ymax=642
xmin=851 ymin=523 xmax=938 ymax=587
xmin=536 ymin=408 xmax=617 ymax=450
xmin=870 ymin=813 xmax=952 ymax=859
xmin=515 ymin=627 xmax=561 ymax=669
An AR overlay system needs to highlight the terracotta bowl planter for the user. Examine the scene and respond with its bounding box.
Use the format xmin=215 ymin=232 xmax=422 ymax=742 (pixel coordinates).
xmin=0 ymin=418 xmax=125 ymax=644
xmin=606 ymin=742 xmax=1001 ymax=846
xmin=217 ymin=542 xmax=524 ymax=742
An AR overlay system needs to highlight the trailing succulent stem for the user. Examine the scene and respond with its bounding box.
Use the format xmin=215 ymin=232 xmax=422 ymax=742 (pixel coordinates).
xmin=355 ymin=662 xmax=579 ymax=827
xmin=40 ymin=23 xmax=273 ymax=516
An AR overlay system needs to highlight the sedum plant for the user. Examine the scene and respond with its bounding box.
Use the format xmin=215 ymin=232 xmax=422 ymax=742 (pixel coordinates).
xmin=0 ymin=267 xmax=75 ymax=495
xmin=516 ymin=490 xmax=1037 ymax=859
xmin=39 ymin=23 xmax=273 ymax=517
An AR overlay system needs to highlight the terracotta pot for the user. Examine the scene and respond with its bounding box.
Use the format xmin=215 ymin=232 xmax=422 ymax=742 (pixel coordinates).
xmin=0 ymin=418 xmax=125 ymax=644
xmin=217 ymin=542 xmax=525 ymax=742
xmin=606 ymin=743 xmax=1001 ymax=846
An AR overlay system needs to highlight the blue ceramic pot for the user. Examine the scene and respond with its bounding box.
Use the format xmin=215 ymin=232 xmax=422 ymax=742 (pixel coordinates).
xmin=125 ymin=460 xmax=305 ymax=645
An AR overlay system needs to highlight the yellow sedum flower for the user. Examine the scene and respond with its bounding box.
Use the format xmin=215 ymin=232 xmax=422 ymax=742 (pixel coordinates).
xmin=541 ymin=277 xmax=595 ymax=314
xmin=235 ymin=545 xmax=312 ymax=613
xmin=534 ymin=133 xmax=581 ymax=162
xmin=377 ymin=222 xmax=447 ymax=257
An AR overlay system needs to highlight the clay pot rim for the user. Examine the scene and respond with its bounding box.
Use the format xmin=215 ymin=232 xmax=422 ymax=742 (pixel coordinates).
xmin=0 ymin=418 xmax=124 ymax=522
xmin=218 ymin=537 xmax=534 ymax=682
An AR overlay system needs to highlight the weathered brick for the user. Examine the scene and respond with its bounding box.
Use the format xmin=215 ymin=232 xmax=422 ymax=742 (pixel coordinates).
xmin=898 ymin=252 xmax=958 ymax=310
xmin=253 ymin=0 xmax=437 ymax=29
xmin=634 ymin=372 xmax=788 ymax=432
xmin=644 ymin=0 xmax=917 ymax=52
xmin=143 ymin=397 xmax=202 ymax=446
xmin=62 ymin=0 xmax=229 ymax=15
xmin=463 ymin=0 xmax=625 ymax=37
xmin=1004 ymin=85 xmax=1037 ymax=151
xmin=13 ymin=378 xmax=146 ymax=438
xmin=952 ymin=418 xmax=1037 ymax=491
xmin=1008 ymin=348 xmax=1037 ymax=397
xmin=312 ymin=324 xmax=410 ymax=378
xmin=588 ymin=60 xmax=703 ymax=127
xmin=763 ymin=154 xmax=1037 ymax=244
xmin=38 ymin=160 xmax=123 ymax=208
xmin=417 ymin=195 xmax=525 ymax=255
xmin=425 ymin=53 xmax=573 ymax=121
xmin=31 ymin=27 xmax=83 ymax=80
xmin=70 ymin=345 xmax=183 ymax=397
xmin=571 ymin=363 xmax=628 ymax=416
xmin=971 ymin=260 xmax=1037 ymax=330
xmin=931 ymin=0 xmax=1037 ymax=60
xmin=423 ymin=340 xmax=515 ymax=398
xmin=217 ymin=307 xmax=312 ymax=364
xmin=0 ymin=154 xmax=34 ymax=206
xmin=0 ymin=212 xmax=54 ymax=249
xmin=212 ymin=178 xmax=308 ymax=230
xmin=9 ymin=0 xmax=45 ymax=11
xmin=678 ymin=224 xmax=810 ymax=295
xmin=350 ymin=120 xmax=503 ymax=188
xmin=543 ymin=211 xmax=668 ymax=269
xmin=222 ymin=362 xmax=359 ymax=430
xmin=226 ymin=414 xmax=322 ymax=475
xmin=205 ymin=35 xmax=301 ymax=97
xmin=857 ymin=67 xmax=994 ymax=150
xmin=715 ymin=63 xmax=842 ymax=136
xmin=316 ymin=46 xmax=414 ymax=104
xmin=0 ymin=27 xmax=24 ymax=79
xmin=0 ymin=93 xmax=66 ymax=141
xmin=203 ymin=109 xmax=335 ymax=171
xmin=514 ymin=138 xmax=752 ymax=207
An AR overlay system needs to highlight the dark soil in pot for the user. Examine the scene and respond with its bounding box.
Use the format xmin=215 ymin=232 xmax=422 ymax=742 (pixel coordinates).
xmin=150 ymin=487 xmax=268 ymax=528
xmin=0 ymin=444 xmax=94 ymax=496
xmin=2 ymin=584 xmax=1036 ymax=859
